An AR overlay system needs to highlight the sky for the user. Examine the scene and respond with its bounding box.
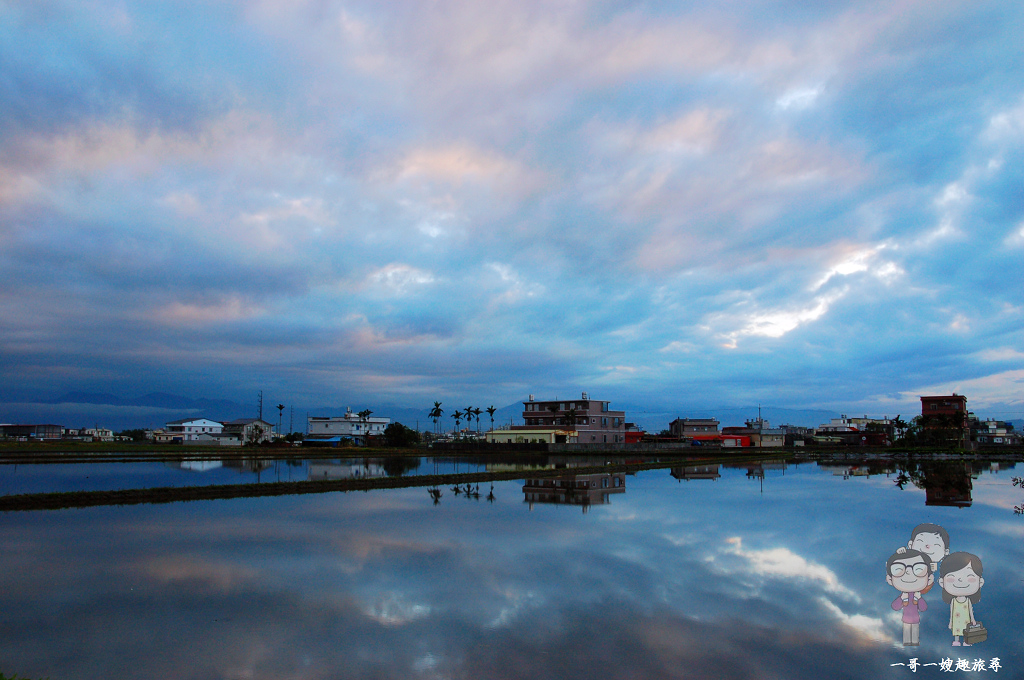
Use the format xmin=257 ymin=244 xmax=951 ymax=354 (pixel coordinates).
xmin=2 ymin=0 xmax=1023 ymax=420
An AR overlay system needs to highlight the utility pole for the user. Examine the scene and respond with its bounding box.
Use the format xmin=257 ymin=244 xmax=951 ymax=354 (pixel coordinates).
xmin=258 ymin=391 xmax=263 ymax=421
xmin=290 ymin=406 xmax=294 ymax=435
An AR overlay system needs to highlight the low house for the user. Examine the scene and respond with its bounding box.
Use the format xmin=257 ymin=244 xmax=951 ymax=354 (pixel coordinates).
xmin=486 ymin=427 xmax=577 ymax=444
xmin=195 ymin=432 xmax=243 ymax=447
xmin=624 ymin=423 xmax=645 ymax=443
xmin=722 ymin=419 xmax=784 ymax=447
xmin=151 ymin=429 xmax=180 ymax=444
xmin=0 ymin=424 xmax=63 ymax=440
xmin=222 ymin=418 xmax=274 ymax=444
xmin=668 ymin=418 xmax=720 ymax=437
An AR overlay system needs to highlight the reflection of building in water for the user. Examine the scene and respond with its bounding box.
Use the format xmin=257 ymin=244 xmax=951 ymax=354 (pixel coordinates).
xmin=924 ymin=465 xmax=973 ymax=507
xmin=177 ymin=459 xmax=224 ymax=472
xmin=892 ymin=461 xmax=976 ymax=508
xmin=822 ymin=465 xmax=875 ymax=479
xmin=308 ymin=462 xmax=386 ymax=480
xmin=523 ymin=473 xmax=626 ymax=511
xmin=670 ymin=464 xmax=721 ymax=481
xmin=724 ymin=460 xmax=787 ymax=479
xmin=926 ymin=484 xmax=972 ymax=507
xmin=222 ymin=457 xmax=274 ymax=474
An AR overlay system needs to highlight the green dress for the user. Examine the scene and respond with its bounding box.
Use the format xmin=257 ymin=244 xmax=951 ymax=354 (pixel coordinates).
xmin=950 ymin=597 xmax=971 ymax=636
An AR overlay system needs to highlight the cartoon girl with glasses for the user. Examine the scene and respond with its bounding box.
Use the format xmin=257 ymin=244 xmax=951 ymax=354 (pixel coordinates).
xmin=939 ymin=552 xmax=984 ymax=646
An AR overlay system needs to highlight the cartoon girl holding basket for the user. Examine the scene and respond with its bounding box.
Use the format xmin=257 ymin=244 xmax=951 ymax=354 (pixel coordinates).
xmin=939 ymin=552 xmax=985 ymax=646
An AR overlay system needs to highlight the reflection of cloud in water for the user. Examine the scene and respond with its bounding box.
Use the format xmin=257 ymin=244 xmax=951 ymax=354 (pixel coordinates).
xmin=710 ymin=535 xmax=892 ymax=647
xmin=721 ymin=536 xmax=857 ymax=600
xmin=816 ymin=597 xmax=888 ymax=643
xmin=485 ymin=589 xmax=544 ymax=629
xmin=140 ymin=555 xmax=259 ymax=594
xmin=365 ymin=591 xmax=432 ymax=625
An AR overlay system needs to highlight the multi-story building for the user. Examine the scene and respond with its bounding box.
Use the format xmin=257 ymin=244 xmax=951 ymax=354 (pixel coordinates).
xmin=920 ymin=394 xmax=969 ymax=446
xmin=165 ymin=418 xmax=224 ymax=442
xmin=920 ymin=394 xmax=968 ymax=423
xmin=520 ymin=392 xmax=627 ymax=444
xmin=306 ymin=408 xmax=390 ymax=445
xmin=972 ymin=420 xmax=1020 ymax=446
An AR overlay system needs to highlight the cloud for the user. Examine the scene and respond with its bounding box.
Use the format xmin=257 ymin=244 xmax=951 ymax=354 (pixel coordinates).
xmin=3 ymin=0 xmax=1024 ymax=412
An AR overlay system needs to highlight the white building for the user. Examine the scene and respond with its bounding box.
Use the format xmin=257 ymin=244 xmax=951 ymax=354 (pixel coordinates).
xmin=83 ymin=427 xmax=114 ymax=442
xmin=195 ymin=432 xmax=243 ymax=447
xmin=307 ymin=407 xmax=389 ymax=444
xmin=165 ymin=418 xmax=224 ymax=442
xmin=817 ymin=415 xmax=892 ymax=433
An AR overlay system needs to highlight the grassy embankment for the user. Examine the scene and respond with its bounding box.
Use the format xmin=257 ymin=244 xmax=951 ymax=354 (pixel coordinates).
xmin=0 ymin=452 xmax=783 ymax=512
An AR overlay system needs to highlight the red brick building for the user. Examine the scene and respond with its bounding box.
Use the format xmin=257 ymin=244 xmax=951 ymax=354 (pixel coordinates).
xmin=920 ymin=394 xmax=968 ymax=423
xmin=920 ymin=393 xmax=969 ymax=446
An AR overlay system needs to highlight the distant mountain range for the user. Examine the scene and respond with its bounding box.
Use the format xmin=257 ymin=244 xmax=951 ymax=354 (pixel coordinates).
xmin=45 ymin=391 xmax=248 ymax=414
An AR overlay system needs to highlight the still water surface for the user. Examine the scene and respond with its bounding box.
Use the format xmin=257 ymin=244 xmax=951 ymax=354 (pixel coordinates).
xmin=1 ymin=456 xmax=1021 ymax=679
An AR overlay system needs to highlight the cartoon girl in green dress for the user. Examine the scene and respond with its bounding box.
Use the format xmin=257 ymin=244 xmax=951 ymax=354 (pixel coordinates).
xmin=939 ymin=552 xmax=984 ymax=646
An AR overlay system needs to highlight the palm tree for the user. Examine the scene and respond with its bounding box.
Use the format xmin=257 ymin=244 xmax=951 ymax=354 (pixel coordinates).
xmin=452 ymin=410 xmax=463 ymax=435
xmin=473 ymin=407 xmax=483 ymax=433
xmin=892 ymin=414 xmax=908 ymax=442
xmin=358 ymin=409 xmax=372 ymax=442
xmin=429 ymin=401 xmax=443 ymax=434
xmin=565 ymin=406 xmax=578 ymax=431
xmin=486 ymin=405 xmax=497 ymax=432
xmin=276 ymin=403 xmax=285 ymax=436
xmin=547 ymin=403 xmax=560 ymax=426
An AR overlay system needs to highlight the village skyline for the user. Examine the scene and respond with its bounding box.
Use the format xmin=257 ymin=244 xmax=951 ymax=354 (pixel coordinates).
xmin=2 ymin=0 xmax=1023 ymax=431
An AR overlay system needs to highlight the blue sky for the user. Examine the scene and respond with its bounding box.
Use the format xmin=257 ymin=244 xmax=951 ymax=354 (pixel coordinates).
xmin=2 ymin=0 xmax=1023 ymax=419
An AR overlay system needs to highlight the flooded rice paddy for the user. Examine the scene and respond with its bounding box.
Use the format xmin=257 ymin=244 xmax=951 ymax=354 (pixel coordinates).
xmin=1 ymin=453 xmax=1022 ymax=679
